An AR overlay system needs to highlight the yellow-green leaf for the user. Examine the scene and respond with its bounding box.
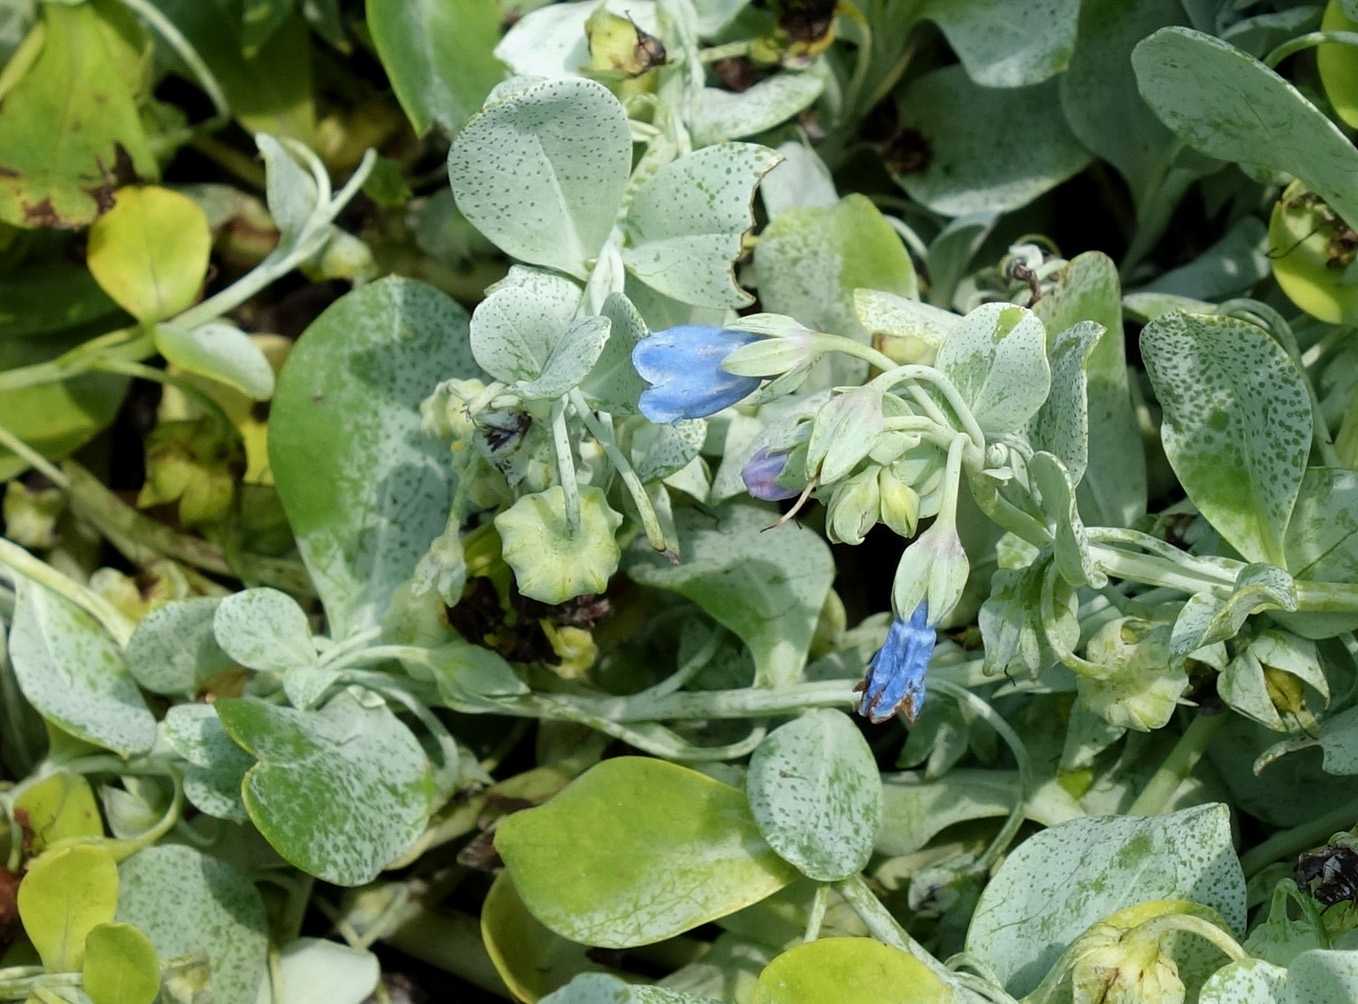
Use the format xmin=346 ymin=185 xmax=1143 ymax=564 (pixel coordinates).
xmin=83 ymin=923 xmax=160 ymax=1004
xmin=753 ymin=938 xmax=956 ymax=1004
xmin=87 ymin=187 xmax=211 ymax=324
xmin=12 ymin=770 xmax=103 ymax=855
xmin=495 ymin=757 xmax=798 ymax=949
xmin=17 ymin=844 xmax=119 ymax=972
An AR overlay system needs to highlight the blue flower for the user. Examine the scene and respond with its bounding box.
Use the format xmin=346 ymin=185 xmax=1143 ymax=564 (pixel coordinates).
xmin=633 ymin=325 xmax=762 ymax=424
xmin=855 ymin=601 xmax=935 ymax=725
xmin=741 ymin=447 xmax=800 ymax=501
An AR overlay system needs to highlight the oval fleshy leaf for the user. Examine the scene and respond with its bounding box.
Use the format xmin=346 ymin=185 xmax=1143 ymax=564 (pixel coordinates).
xmin=18 ymin=844 xmax=119 ymax=972
xmin=83 ymin=922 xmax=161 ymax=1004
xmin=87 ymin=186 xmax=210 ymax=324
xmin=746 ymin=710 xmax=883 ymax=881
xmin=935 ymin=302 xmax=1050 ymax=436
xmin=1140 ymin=311 xmax=1311 ymax=566
xmin=217 ymin=692 xmax=434 ymax=886
xmin=496 ymin=757 xmax=798 ymax=948
xmin=753 ymin=938 xmax=956 ymax=1004
xmin=124 ymin=597 xmax=232 ymax=696
xmin=212 ymin=587 xmax=314 ymax=672
xmin=116 ymin=845 xmax=268 ymax=1004
xmin=154 ymin=322 xmax=276 ymax=400
xmin=448 ymin=77 xmax=631 ymax=278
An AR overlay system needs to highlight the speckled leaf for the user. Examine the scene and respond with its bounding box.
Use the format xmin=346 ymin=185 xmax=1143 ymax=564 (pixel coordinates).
xmin=1032 ymin=252 xmax=1145 ymax=528
xmin=367 ymin=0 xmax=504 ymax=136
xmin=753 ymin=194 xmax=917 ymax=386
xmin=1315 ymin=705 xmax=1358 ymax=773
xmin=18 ymin=845 xmax=119 ymax=972
xmin=965 ymin=804 xmax=1245 ymax=997
xmin=496 ymin=757 xmax=798 ymax=948
xmin=753 ymin=938 xmax=956 ymax=1004
xmin=625 ymin=502 xmax=834 ymax=687
xmin=268 ymin=278 xmax=473 ymax=639
xmin=160 ymin=704 xmax=253 ymax=821
xmin=893 ymin=68 xmax=1090 ymax=216
xmin=1027 ymin=321 xmax=1103 ymax=488
xmin=212 ymin=587 xmax=314 ymax=672
xmin=693 ymin=73 xmax=825 ymax=146
xmin=746 ymin=710 xmax=882 ymax=881
xmin=852 ymin=289 xmax=955 ymax=365
xmin=623 ymin=143 xmax=781 ymax=308
xmin=83 ymin=922 xmax=160 ymax=1004
xmin=216 ymin=692 xmax=434 ymax=885
xmin=1289 ymin=949 xmax=1358 ymax=1002
xmin=492 ymin=0 xmax=659 ymax=79
xmin=448 ymin=77 xmax=631 ymax=279
xmin=936 ymin=303 xmax=1050 ymax=436
xmin=1140 ymin=312 xmax=1311 ymax=566
xmin=116 ymin=845 xmax=268 ymax=1004
xmin=1134 ymin=27 xmax=1358 ymax=228
xmin=470 ymin=266 xmax=583 ymax=383
xmin=8 ymin=577 xmax=156 ymax=757
xmin=920 ymin=0 xmax=1078 ymax=87
xmin=124 ymin=598 xmax=231 ymax=695
xmin=513 ymin=315 xmax=611 ymax=400
xmin=1274 ymin=467 xmax=1358 ymax=638
xmin=1199 ymin=958 xmax=1285 ymax=1004
xmin=632 ymin=420 xmax=707 ymax=483
xmin=541 ymin=973 xmax=724 ymax=1004
xmin=1030 ymin=452 xmax=1103 ymax=588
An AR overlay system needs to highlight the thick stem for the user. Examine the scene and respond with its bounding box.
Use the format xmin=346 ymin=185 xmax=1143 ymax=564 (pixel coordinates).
xmin=833 ymin=873 xmax=951 ymax=980
xmin=1127 ymin=714 xmax=1227 ymax=816
xmin=1240 ymin=793 xmax=1358 ymax=877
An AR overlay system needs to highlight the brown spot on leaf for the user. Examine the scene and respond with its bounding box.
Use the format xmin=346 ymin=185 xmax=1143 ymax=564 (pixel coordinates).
xmin=22 ymin=197 xmax=62 ymax=227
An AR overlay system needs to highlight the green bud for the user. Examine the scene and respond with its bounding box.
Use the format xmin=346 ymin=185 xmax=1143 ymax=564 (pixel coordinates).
xmin=891 ymin=520 xmax=969 ymax=626
xmin=826 ymin=466 xmax=880 ymax=545
xmin=1071 ymin=922 xmax=1185 ymax=1004
xmin=2 ymin=481 xmax=64 ymax=549
xmin=877 ymin=466 xmax=920 ymax=538
xmin=137 ymin=418 xmax=241 ymax=526
xmin=807 ymin=385 xmax=885 ymax=484
xmin=724 ymin=314 xmax=823 ymax=377
xmin=586 ymin=6 xmax=666 ymax=78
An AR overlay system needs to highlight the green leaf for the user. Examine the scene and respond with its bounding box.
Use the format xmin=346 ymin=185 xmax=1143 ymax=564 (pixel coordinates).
xmin=494 ymin=485 xmax=624 ymax=604
xmin=1030 ymin=452 xmax=1103 ymax=589
xmin=1133 ymin=27 xmax=1358 ymax=229
xmin=153 ymin=1 xmax=314 ymax=141
xmin=512 ymin=315 xmax=611 ymax=400
xmin=470 ymin=266 xmax=583 ymax=383
xmin=919 ymin=0 xmax=1077 ymax=87
xmin=1032 ymin=252 xmax=1145 ymax=527
xmin=154 ymin=322 xmax=276 ymax=400
xmin=935 ymin=303 xmax=1050 ymax=436
xmin=1289 ymin=949 xmax=1358 ymax=1003
xmin=367 ymin=0 xmax=505 ymax=136
xmin=116 ymin=845 xmax=268 ymax=1004
xmin=0 ymin=261 xmax=120 ymax=339
xmin=212 ymin=587 xmax=314 ymax=672
xmin=217 ymin=692 xmax=434 ymax=885
xmin=12 ymin=770 xmax=103 ymax=855
xmin=1199 ymin=958 xmax=1287 ymax=1004
xmin=239 ymin=0 xmax=297 ymax=56
xmin=497 ymin=757 xmax=798 ymax=948
xmin=0 ymin=0 xmax=156 ymax=229
xmin=753 ymin=194 xmax=917 ymax=386
xmin=482 ymin=871 xmax=619 ymax=1001
xmin=1319 ymin=0 xmax=1358 ymax=128
xmin=124 ymin=597 xmax=232 ymax=695
xmin=160 ymin=705 xmax=253 ymax=822
xmin=1140 ymin=312 xmax=1311 ymax=566
xmin=965 ymin=804 xmax=1245 ymax=997
xmin=269 ymin=277 xmax=473 ymax=639
xmin=693 ymin=73 xmax=826 ymax=147
xmin=892 ymin=67 xmax=1090 ymax=216
xmin=746 ymin=710 xmax=882 ymax=881
xmin=8 ymin=577 xmax=155 ymax=757
xmin=18 ymin=844 xmax=119 ymax=972
xmin=1026 ymin=320 xmax=1103 ymax=488
xmin=1059 ymin=0 xmax=1201 ymax=206
xmin=267 ymin=938 xmax=380 ymax=1004
xmin=448 ymin=77 xmax=631 ymax=279
xmin=83 ymin=922 xmax=160 ymax=1004
xmin=752 ymin=938 xmax=956 ymax=1004
xmin=86 ymin=187 xmax=211 ymax=325
xmin=623 ymin=143 xmax=782 ymax=309
xmin=625 ymin=502 xmax=835 ymax=687
xmin=580 ymin=291 xmax=650 ymax=414
xmin=1274 ymin=467 xmax=1358 ymax=638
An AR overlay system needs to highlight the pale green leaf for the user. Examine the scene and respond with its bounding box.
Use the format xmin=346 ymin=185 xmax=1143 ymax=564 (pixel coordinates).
xmin=212 ymin=587 xmax=315 ymax=672
xmin=920 ymin=0 xmax=1078 ymax=87
xmin=692 ymin=73 xmax=825 ymax=147
xmin=155 ymin=322 xmax=276 ymax=401
xmin=935 ymin=302 xmax=1050 ymax=436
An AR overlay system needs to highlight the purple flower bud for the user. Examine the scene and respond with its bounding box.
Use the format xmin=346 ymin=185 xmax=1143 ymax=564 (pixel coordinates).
xmin=741 ymin=447 xmax=800 ymax=501
xmin=855 ymin=601 xmax=934 ymax=725
xmin=633 ymin=325 xmax=762 ymax=424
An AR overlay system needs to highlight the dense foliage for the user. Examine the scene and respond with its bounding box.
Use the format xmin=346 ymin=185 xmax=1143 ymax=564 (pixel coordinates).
xmin=4 ymin=1 xmax=1358 ymax=1002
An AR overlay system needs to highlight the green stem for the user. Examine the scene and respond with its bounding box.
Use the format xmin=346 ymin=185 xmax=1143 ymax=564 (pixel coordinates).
xmin=1264 ymin=29 xmax=1358 ymax=68
xmin=833 ymin=873 xmax=951 ymax=980
xmin=804 ymin=884 xmax=830 ymax=942
xmin=116 ymin=0 xmax=230 ymax=127
xmin=568 ymin=389 xmax=671 ymax=553
xmin=1129 ymin=913 xmax=1246 ymax=961
xmin=0 ymin=537 xmax=136 ymax=646
xmin=549 ymin=398 xmax=582 ymax=529
xmin=1127 ymin=714 xmax=1227 ymax=816
xmin=1239 ymin=793 xmax=1358 ymax=878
